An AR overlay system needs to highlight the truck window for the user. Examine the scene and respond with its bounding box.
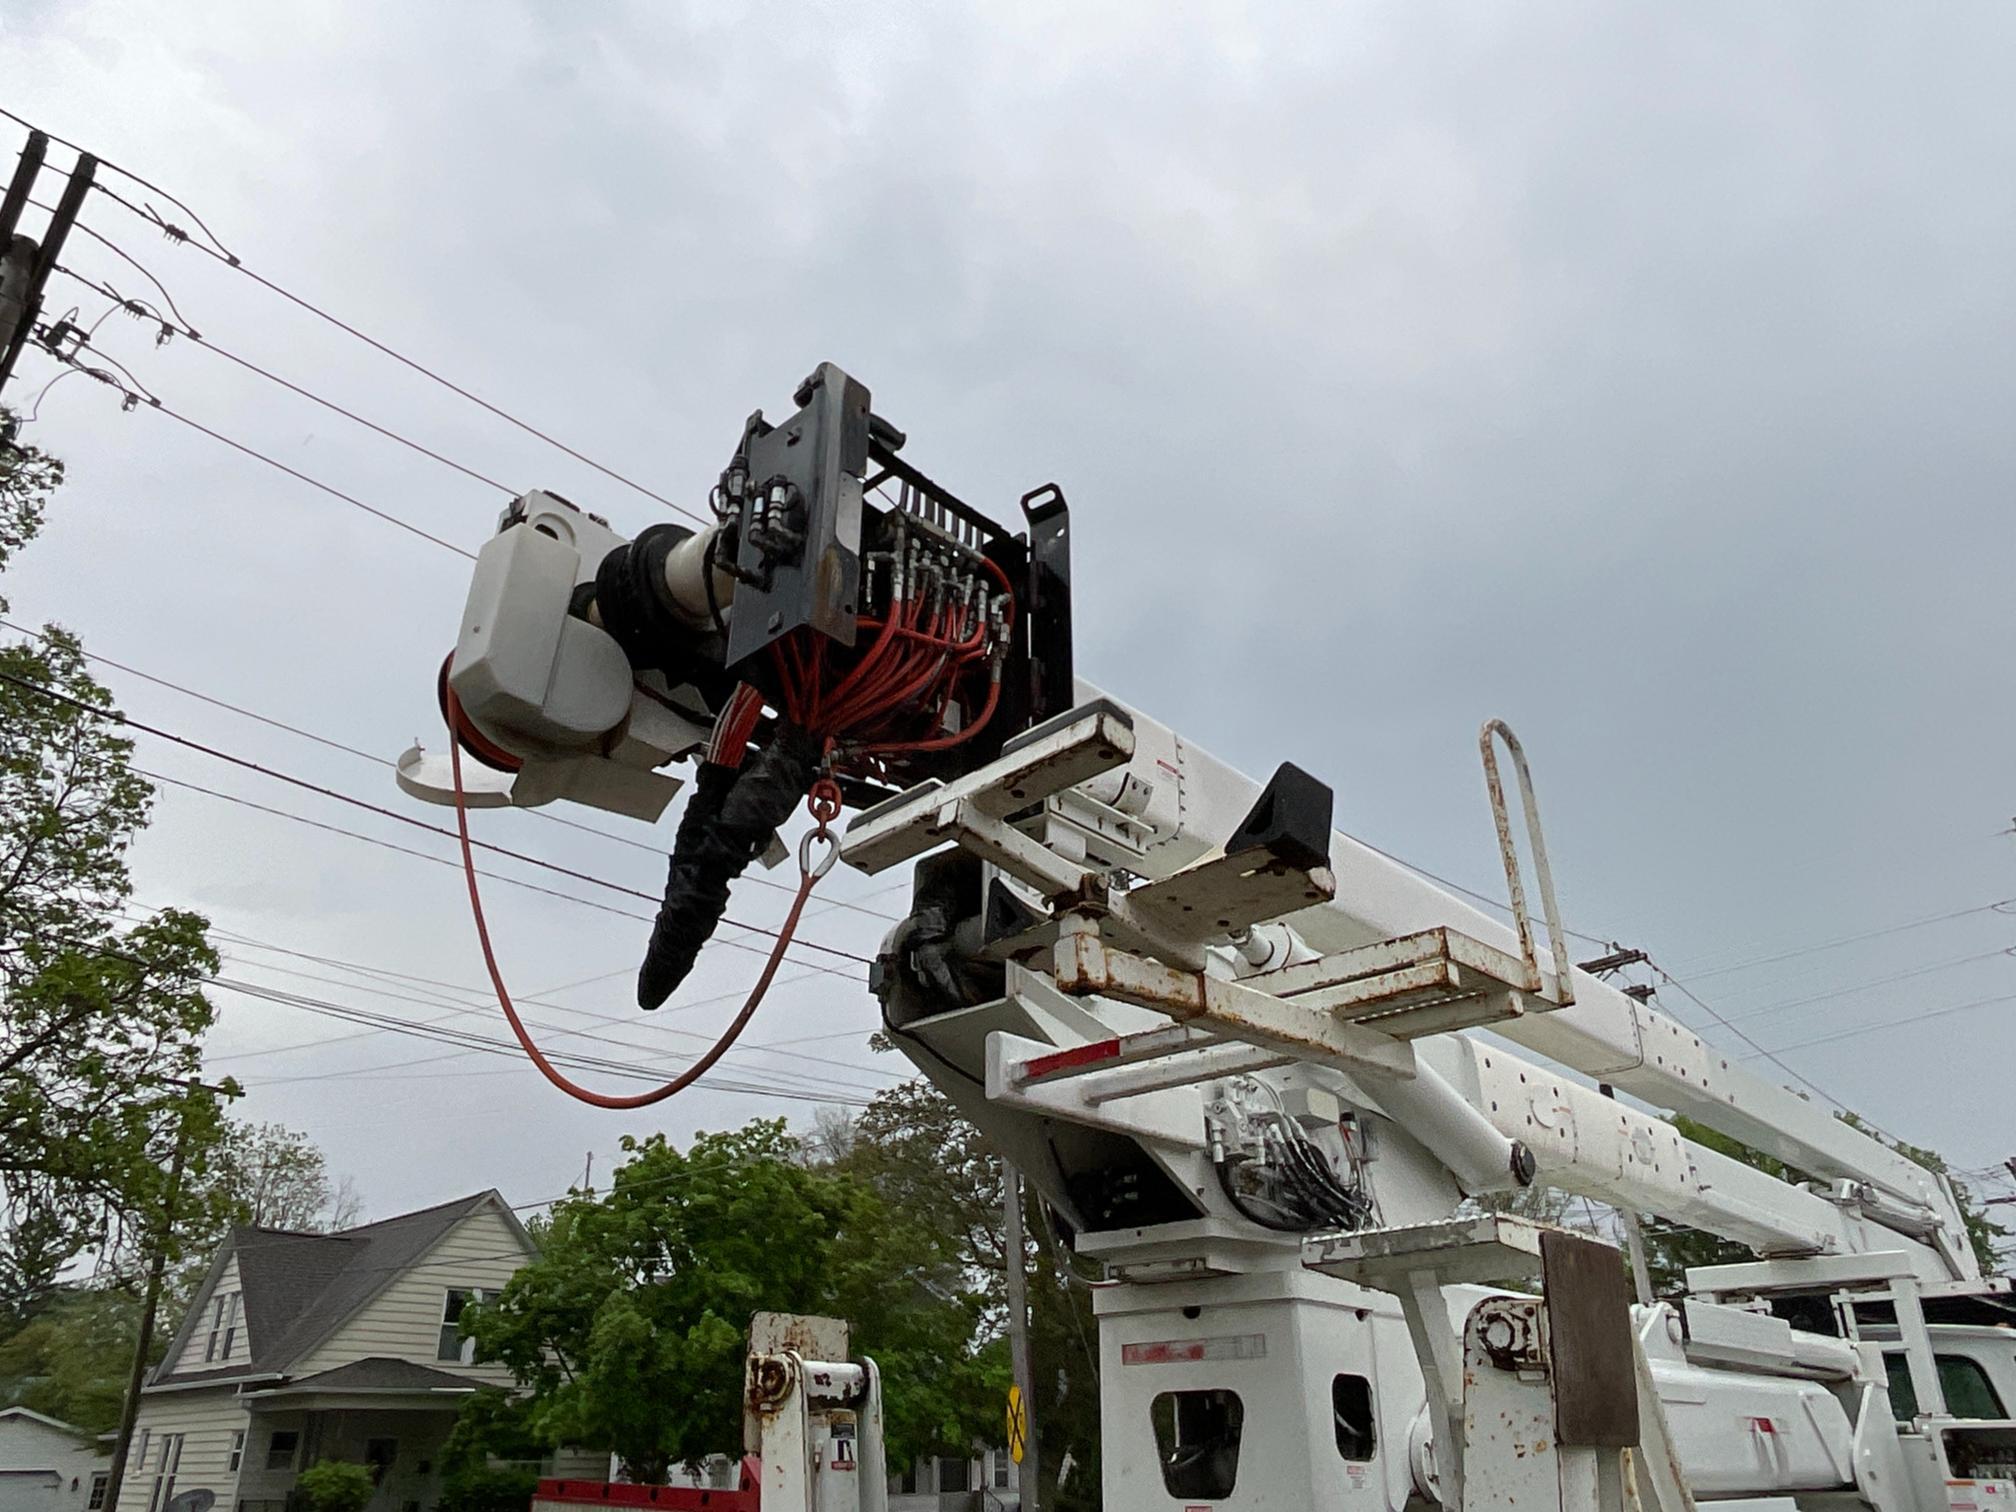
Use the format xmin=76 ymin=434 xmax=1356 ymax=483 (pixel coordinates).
xmin=1884 ymin=1353 xmax=2008 ymax=1421
xmin=1150 ymin=1389 xmax=1244 ymax=1499
xmin=1332 ymin=1375 xmax=1376 ymax=1461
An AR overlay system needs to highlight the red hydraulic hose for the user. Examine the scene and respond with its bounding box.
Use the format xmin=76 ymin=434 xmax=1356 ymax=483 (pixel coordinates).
xmin=445 ymin=684 xmax=817 ymax=1109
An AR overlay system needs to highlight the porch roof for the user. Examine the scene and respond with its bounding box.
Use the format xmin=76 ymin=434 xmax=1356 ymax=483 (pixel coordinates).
xmin=244 ymin=1357 xmax=484 ymax=1405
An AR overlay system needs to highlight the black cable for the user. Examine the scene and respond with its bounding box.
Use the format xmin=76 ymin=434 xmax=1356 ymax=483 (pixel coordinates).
xmin=0 ymin=108 xmax=239 ymax=260
xmin=0 ymin=616 xmax=901 ymax=924
xmin=85 ymin=180 xmax=706 ymax=524
xmin=1213 ymin=1157 xmax=1312 ymax=1233
xmin=54 ymin=267 xmax=521 ymax=498
xmin=27 ymin=343 xmax=476 ymax=557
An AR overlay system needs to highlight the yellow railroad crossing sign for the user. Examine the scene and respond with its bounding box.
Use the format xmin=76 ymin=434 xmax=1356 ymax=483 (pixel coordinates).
xmin=1006 ymin=1383 xmax=1027 ymax=1464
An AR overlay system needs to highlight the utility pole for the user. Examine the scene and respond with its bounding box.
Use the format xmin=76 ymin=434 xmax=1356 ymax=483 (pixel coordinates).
xmin=0 ymin=129 xmax=95 ymax=401
xmin=1003 ymin=1160 xmax=1040 ymax=1512
xmin=101 ymin=1079 xmax=231 ymax=1512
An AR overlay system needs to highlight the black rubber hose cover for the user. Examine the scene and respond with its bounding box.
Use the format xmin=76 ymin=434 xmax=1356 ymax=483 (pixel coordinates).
xmin=636 ymin=723 xmax=822 ymax=1009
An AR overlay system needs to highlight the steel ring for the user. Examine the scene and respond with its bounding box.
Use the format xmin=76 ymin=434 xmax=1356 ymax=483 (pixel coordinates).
xmin=798 ymin=826 xmax=840 ymax=880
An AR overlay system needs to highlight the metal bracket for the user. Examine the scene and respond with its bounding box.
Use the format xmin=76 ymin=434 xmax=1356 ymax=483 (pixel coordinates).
xmin=1049 ymin=922 xmax=1417 ymax=1081
xmin=1480 ymin=719 xmax=1576 ymax=1005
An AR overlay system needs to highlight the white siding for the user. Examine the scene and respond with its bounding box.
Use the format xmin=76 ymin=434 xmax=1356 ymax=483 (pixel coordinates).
xmin=227 ymin=1411 xmax=309 ymax=1512
xmin=292 ymin=1205 xmax=530 ymax=1383
xmin=113 ymin=1392 xmax=248 ymax=1512
xmin=171 ymin=1256 xmax=253 ymax=1375
xmin=0 ymin=1412 xmax=112 ymax=1512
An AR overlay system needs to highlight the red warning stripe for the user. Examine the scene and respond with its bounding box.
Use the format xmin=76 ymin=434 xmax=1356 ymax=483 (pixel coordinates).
xmin=1022 ymin=1040 xmax=1122 ymax=1081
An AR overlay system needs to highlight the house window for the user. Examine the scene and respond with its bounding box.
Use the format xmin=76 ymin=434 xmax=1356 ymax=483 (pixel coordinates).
xmin=1332 ymin=1374 xmax=1377 ymax=1461
xmin=205 ymin=1292 xmax=242 ymax=1363
xmin=992 ymin=1450 xmax=1010 ymax=1489
xmin=88 ymin=1474 xmax=109 ymax=1510
xmin=936 ymin=1458 xmax=970 ymax=1493
xmin=266 ymin=1429 xmax=301 ymax=1472
xmin=437 ymin=1289 xmax=490 ymax=1364
xmin=146 ymin=1433 xmax=184 ymax=1512
xmin=228 ymin=1429 xmax=245 ymax=1473
xmin=1150 ymin=1389 xmax=1244 ymax=1500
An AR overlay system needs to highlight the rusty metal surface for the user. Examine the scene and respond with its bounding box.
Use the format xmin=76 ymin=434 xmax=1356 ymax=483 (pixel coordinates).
xmin=1123 ymin=843 xmax=1336 ymax=937
xmin=1473 ymin=1294 xmax=1548 ymax=1372
xmin=1540 ymin=1229 xmax=1640 ymax=1447
xmin=748 ymin=1310 xmax=850 ymax=1363
xmin=1303 ymin=1213 xmax=1548 ymax=1289
xmin=1053 ymin=930 xmax=1416 ymax=1079
xmin=1478 ymin=719 xmax=1576 ymax=1006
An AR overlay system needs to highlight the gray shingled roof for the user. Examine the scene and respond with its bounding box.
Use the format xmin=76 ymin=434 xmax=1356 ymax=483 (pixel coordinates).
xmin=151 ymin=1191 xmax=526 ymax=1387
xmin=272 ymin=1358 xmax=484 ymax=1395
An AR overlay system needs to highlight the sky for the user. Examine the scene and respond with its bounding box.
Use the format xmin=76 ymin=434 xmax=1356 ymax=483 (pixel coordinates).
xmin=2 ymin=2 xmax=2013 ymax=1224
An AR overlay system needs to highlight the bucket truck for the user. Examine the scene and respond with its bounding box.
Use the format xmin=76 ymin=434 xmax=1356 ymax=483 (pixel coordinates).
xmin=398 ymin=364 xmax=2015 ymax=1512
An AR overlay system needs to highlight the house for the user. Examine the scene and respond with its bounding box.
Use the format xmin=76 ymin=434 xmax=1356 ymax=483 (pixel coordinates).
xmin=118 ymin=1190 xmax=588 ymax=1512
xmin=888 ymin=1449 xmax=1021 ymax=1512
xmin=0 ymin=1406 xmax=112 ymax=1512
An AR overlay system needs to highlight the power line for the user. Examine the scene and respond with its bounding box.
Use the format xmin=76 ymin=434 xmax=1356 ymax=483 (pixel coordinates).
xmin=1672 ymin=900 xmax=2016 ymax=983
xmin=131 ymin=764 xmax=863 ymax=985
xmin=1651 ymin=963 xmax=1880 ymax=1126
xmin=0 ymin=666 xmax=872 ymax=971
xmin=56 ymin=265 xmax=520 ymax=497
xmin=185 ymin=920 xmax=902 ymax=1090
xmin=81 ymin=179 xmax=705 ymax=525
xmin=5 ymin=912 xmax=875 ymax=1107
xmin=1721 ymin=947 xmax=2016 ymax=1027
xmin=210 ymin=973 xmax=888 ymax=1100
xmin=1743 ymin=990 xmax=2016 ymax=1058
xmin=24 ymin=340 xmax=475 ymax=557
xmin=0 ymin=616 xmax=903 ymax=925
xmin=0 ymin=108 xmax=238 ymax=261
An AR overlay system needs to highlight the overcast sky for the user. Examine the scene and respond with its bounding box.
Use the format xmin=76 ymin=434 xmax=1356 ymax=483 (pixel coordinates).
xmin=3 ymin=2 xmax=2013 ymax=1224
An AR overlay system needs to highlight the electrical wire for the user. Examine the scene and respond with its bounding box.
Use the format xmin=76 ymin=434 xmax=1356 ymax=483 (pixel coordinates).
xmin=444 ymin=685 xmax=824 ymax=1109
xmin=1721 ymin=947 xmax=2016 ymax=1027
xmin=0 ymin=617 xmax=903 ymax=924
xmin=0 ymin=108 xmax=240 ymax=260
xmin=56 ymin=267 xmax=518 ymax=496
xmin=25 ymin=343 xmax=476 ymax=557
xmin=82 ymin=179 xmax=706 ymax=524
xmin=1670 ymin=899 xmax=2016 ymax=984
xmin=1743 ymin=990 xmax=2016 ymax=1058
xmin=0 ymin=666 xmax=871 ymax=971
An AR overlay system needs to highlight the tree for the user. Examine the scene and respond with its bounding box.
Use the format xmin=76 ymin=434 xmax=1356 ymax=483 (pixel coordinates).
xmin=0 ymin=1286 xmax=143 ymax=1433
xmin=459 ymin=1120 xmax=1000 ymax=1483
xmin=842 ymin=1079 xmax=1102 ymax=1512
xmin=0 ymin=424 xmax=227 ymax=1318
xmin=197 ymin=1121 xmax=363 ymax=1233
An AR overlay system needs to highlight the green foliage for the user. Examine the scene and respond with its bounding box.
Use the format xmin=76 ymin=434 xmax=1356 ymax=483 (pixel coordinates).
xmin=1836 ymin=1112 xmax=2008 ymax=1274
xmin=295 ymin=1461 xmax=377 ymax=1512
xmin=0 ymin=1286 xmax=143 ymax=1433
xmin=842 ymin=1080 xmax=1100 ymax=1512
xmin=0 ymin=428 xmax=228 ymax=1318
xmin=440 ymin=1387 xmax=542 ymax=1476
xmin=438 ymin=1464 xmax=538 ymax=1512
xmin=0 ymin=423 xmax=60 ymax=611
xmin=1642 ymin=1113 xmax=2009 ymax=1294
xmin=459 ymin=1119 xmax=1001 ymax=1482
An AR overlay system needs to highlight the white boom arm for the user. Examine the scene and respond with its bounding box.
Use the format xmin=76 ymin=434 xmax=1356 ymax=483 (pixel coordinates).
xmin=855 ymin=685 xmax=1975 ymax=1283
